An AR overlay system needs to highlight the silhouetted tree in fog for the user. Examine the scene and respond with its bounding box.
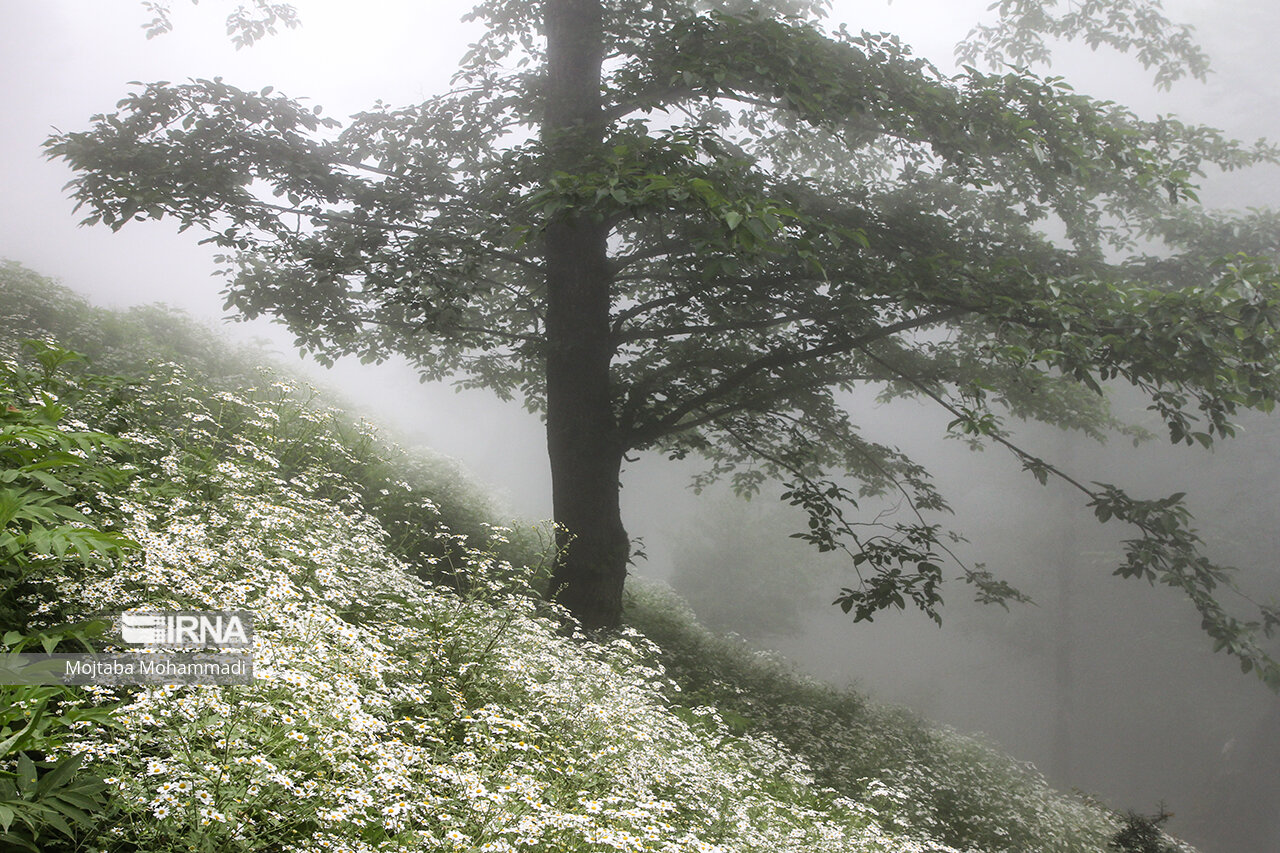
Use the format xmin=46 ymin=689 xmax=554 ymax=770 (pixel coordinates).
xmin=45 ymin=1 xmax=1280 ymax=686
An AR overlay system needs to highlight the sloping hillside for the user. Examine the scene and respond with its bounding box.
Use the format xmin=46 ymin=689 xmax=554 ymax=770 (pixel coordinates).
xmin=0 ymin=262 xmax=1188 ymax=852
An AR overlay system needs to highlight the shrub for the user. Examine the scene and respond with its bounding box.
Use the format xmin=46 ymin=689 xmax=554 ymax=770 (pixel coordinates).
xmin=626 ymin=580 xmax=1121 ymax=852
xmin=0 ymin=342 xmax=136 ymax=851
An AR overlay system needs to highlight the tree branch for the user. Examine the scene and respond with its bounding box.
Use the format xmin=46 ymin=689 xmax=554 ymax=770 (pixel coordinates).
xmin=628 ymin=307 xmax=966 ymax=444
xmin=613 ymin=308 xmax=842 ymax=344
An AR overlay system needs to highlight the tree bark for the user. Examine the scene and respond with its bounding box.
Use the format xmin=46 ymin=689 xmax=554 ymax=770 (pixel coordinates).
xmin=542 ymin=0 xmax=630 ymax=631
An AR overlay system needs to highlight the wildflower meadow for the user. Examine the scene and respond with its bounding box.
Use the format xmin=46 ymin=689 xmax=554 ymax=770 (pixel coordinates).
xmin=0 ymin=262 xmax=1193 ymax=852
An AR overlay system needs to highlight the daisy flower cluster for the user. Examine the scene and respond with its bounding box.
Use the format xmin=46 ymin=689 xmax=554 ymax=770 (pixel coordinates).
xmin=40 ymin=356 xmax=945 ymax=853
xmin=624 ymin=583 xmax=1132 ymax=853
xmin=0 ymin=266 xmax=1176 ymax=853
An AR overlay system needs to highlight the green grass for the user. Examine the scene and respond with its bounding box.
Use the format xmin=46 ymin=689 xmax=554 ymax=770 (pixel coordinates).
xmin=0 ymin=261 xmax=1195 ymax=852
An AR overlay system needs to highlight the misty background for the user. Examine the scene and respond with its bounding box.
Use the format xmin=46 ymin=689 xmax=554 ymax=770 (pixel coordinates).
xmin=3 ymin=1 xmax=1279 ymax=851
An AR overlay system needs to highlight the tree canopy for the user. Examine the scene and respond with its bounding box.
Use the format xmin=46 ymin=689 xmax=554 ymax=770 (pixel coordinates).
xmin=46 ymin=0 xmax=1280 ymax=685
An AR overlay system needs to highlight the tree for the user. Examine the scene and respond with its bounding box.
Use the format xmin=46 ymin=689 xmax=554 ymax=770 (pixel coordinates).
xmin=138 ymin=0 xmax=299 ymax=48
xmin=45 ymin=0 xmax=1280 ymax=683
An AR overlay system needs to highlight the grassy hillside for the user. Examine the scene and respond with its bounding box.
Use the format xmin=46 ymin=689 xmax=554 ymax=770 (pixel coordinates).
xmin=0 ymin=262 xmax=1189 ymax=852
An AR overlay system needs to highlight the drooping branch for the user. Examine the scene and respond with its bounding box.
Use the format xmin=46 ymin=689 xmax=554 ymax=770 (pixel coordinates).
xmin=856 ymin=345 xmax=1280 ymax=688
xmin=628 ymin=307 xmax=966 ymax=445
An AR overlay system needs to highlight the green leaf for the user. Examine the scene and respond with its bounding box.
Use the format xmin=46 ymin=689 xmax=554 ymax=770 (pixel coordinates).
xmin=0 ymin=830 xmax=40 ymax=852
xmin=0 ymin=702 xmax=47 ymax=759
xmin=15 ymin=754 xmax=37 ymax=798
xmin=35 ymin=754 xmax=83 ymax=798
xmin=35 ymin=808 xmax=74 ymax=839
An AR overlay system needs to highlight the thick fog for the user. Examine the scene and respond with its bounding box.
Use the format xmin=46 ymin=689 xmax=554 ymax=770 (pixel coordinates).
xmin=3 ymin=2 xmax=1279 ymax=851
xmin=675 ymin=397 xmax=1280 ymax=852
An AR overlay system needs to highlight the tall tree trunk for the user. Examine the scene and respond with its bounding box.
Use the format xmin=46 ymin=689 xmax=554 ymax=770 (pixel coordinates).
xmin=542 ymin=0 xmax=629 ymax=631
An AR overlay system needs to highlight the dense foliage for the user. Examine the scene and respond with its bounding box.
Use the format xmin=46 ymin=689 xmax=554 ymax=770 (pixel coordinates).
xmin=0 ymin=263 xmax=1199 ymax=851
xmin=0 ymin=343 xmax=132 ymax=851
